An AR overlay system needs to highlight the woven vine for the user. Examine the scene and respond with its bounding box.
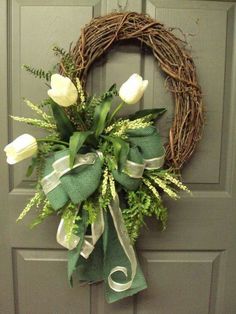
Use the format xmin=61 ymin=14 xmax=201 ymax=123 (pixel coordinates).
xmin=60 ymin=12 xmax=204 ymax=169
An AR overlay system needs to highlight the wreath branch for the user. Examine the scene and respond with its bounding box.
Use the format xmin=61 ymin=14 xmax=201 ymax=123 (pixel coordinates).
xmin=60 ymin=12 xmax=204 ymax=169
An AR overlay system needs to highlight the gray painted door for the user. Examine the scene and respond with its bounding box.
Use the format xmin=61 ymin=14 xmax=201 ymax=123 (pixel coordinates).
xmin=1 ymin=0 xmax=236 ymax=313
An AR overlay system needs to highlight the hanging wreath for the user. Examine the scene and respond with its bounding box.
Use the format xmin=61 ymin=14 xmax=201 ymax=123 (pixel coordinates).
xmin=4 ymin=12 xmax=204 ymax=303
xmin=62 ymin=12 xmax=204 ymax=169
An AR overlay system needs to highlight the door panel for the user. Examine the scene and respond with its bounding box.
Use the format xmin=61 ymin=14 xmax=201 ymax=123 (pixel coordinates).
xmin=13 ymin=250 xmax=90 ymax=314
xmin=1 ymin=0 xmax=236 ymax=313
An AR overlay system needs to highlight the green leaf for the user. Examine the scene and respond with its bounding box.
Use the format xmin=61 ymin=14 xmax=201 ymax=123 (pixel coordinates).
xmin=51 ymin=102 xmax=75 ymax=141
xmin=26 ymin=157 xmax=37 ymax=177
xmin=129 ymin=108 xmax=167 ymax=120
xmin=69 ymin=131 xmax=92 ymax=168
xmin=92 ymin=95 xmax=113 ymax=138
xmin=107 ymin=83 xmax=117 ymax=94
xmin=119 ymin=141 xmax=130 ymax=170
xmin=103 ymin=136 xmax=129 ymax=170
xmin=68 ymin=209 xmax=88 ymax=286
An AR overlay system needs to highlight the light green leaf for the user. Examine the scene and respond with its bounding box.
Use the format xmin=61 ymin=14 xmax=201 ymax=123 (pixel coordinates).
xmin=92 ymin=95 xmax=113 ymax=138
xmin=128 ymin=108 xmax=167 ymax=120
xmin=69 ymin=131 xmax=92 ymax=168
xmin=51 ymin=102 xmax=75 ymax=141
xmin=26 ymin=157 xmax=37 ymax=177
xmin=103 ymin=136 xmax=129 ymax=170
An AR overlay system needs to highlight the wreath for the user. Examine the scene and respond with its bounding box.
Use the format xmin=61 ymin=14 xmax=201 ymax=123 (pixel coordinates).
xmin=4 ymin=12 xmax=204 ymax=303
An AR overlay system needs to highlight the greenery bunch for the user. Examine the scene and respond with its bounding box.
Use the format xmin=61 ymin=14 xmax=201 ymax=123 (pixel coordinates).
xmin=10 ymin=46 xmax=190 ymax=245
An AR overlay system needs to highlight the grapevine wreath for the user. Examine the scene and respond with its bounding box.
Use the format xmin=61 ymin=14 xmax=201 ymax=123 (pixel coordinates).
xmin=4 ymin=12 xmax=204 ymax=303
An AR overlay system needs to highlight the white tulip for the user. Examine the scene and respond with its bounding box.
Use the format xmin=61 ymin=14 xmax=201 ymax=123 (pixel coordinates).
xmin=4 ymin=134 xmax=37 ymax=164
xmin=48 ymin=74 xmax=78 ymax=107
xmin=119 ymin=74 xmax=148 ymax=105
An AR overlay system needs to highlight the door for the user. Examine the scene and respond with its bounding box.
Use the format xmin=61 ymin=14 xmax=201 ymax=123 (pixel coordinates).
xmin=1 ymin=0 xmax=236 ymax=313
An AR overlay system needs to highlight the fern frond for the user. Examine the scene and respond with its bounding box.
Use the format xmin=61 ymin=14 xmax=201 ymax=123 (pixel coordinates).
xmin=52 ymin=46 xmax=68 ymax=57
xmin=62 ymin=203 xmax=80 ymax=241
xmin=83 ymin=199 xmax=99 ymax=225
xmin=22 ymin=64 xmax=52 ymax=81
xmin=53 ymin=45 xmax=77 ymax=78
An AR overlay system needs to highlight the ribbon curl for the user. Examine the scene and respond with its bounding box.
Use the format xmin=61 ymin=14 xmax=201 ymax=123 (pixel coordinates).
xmin=108 ymin=194 xmax=137 ymax=292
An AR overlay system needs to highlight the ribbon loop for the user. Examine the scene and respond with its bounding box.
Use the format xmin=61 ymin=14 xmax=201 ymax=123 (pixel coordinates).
xmin=144 ymin=153 xmax=165 ymax=170
xmin=53 ymin=153 xmax=97 ymax=178
xmin=41 ymin=170 xmax=61 ymax=195
xmin=125 ymin=160 xmax=145 ymax=178
xmin=41 ymin=152 xmax=98 ymax=196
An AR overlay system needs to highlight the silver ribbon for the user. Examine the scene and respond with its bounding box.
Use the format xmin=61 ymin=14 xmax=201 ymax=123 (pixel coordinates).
xmin=53 ymin=153 xmax=96 ymax=178
xmin=41 ymin=152 xmax=97 ymax=194
xmin=44 ymin=150 xmax=165 ymax=293
xmin=108 ymin=195 xmax=137 ymax=292
xmin=144 ymin=154 xmax=165 ymax=170
xmin=56 ymin=207 xmax=104 ymax=256
xmin=80 ymin=207 xmax=104 ymax=258
xmin=44 ymin=151 xmax=104 ymax=254
xmin=41 ymin=170 xmax=61 ymax=195
xmin=56 ymin=217 xmax=80 ymax=250
xmin=124 ymin=153 xmax=165 ymax=178
xmin=125 ymin=160 xmax=145 ymax=178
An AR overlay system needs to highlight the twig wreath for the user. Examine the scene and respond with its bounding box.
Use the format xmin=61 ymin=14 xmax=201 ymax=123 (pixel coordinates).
xmin=60 ymin=12 xmax=204 ymax=169
xmin=4 ymin=12 xmax=204 ymax=303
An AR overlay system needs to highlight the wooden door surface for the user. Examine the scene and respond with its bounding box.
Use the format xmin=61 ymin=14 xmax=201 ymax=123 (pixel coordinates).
xmin=1 ymin=0 xmax=236 ymax=313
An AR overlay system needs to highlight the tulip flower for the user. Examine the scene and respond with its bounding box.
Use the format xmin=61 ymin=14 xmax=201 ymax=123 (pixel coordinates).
xmin=4 ymin=134 xmax=37 ymax=164
xmin=48 ymin=74 xmax=78 ymax=107
xmin=119 ymin=73 xmax=148 ymax=105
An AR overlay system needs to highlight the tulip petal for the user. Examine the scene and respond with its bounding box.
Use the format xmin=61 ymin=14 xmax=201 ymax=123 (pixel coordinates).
xmin=48 ymin=74 xmax=78 ymax=107
xmin=6 ymin=156 xmax=18 ymax=164
xmin=119 ymin=73 xmax=148 ymax=105
xmin=50 ymin=74 xmax=67 ymax=90
xmin=4 ymin=134 xmax=37 ymax=165
xmin=141 ymin=80 xmax=149 ymax=93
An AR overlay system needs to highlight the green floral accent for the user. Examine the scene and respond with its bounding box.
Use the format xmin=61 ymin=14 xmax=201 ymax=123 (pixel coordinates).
xmin=17 ymin=189 xmax=45 ymax=221
xmin=83 ymin=199 xmax=99 ymax=225
xmin=122 ymin=186 xmax=168 ymax=244
xmin=22 ymin=64 xmax=52 ymax=81
xmin=24 ymin=99 xmax=54 ymax=123
xmin=30 ymin=199 xmax=55 ymax=228
xmin=62 ymin=203 xmax=81 ymax=241
xmin=105 ymin=115 xmax=153 ymax=138
xmin=10 ymin=116 xmax=57 ymax=131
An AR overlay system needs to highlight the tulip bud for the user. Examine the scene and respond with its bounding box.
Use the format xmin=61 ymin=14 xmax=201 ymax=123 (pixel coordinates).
xmin=48 ymin=74 xmax=78 ymax=107
xmin=4 ymin=134 xmax=37 ymax=164
xmin=119 ymin=74 xmax=148 ymax=105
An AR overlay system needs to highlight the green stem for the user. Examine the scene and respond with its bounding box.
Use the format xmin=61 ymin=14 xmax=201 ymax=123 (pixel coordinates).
xmin=108 ymin=102 xmax=124 ymax=124
xmin=37 ymin=138 xmax=69 ymax=146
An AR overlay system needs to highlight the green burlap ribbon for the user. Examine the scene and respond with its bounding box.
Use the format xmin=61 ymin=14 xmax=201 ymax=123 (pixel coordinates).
xmin=40 ymin=126 xmax=164 ymax=302
xmin=70 ymin=201 xmax=147 ymax=303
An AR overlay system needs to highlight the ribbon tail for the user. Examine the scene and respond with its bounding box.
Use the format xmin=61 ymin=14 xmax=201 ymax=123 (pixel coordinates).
xmin=103 ymin=201 xmax=147 ymax=303
xmin=107 ymin=194 xmax=137 ymax=292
